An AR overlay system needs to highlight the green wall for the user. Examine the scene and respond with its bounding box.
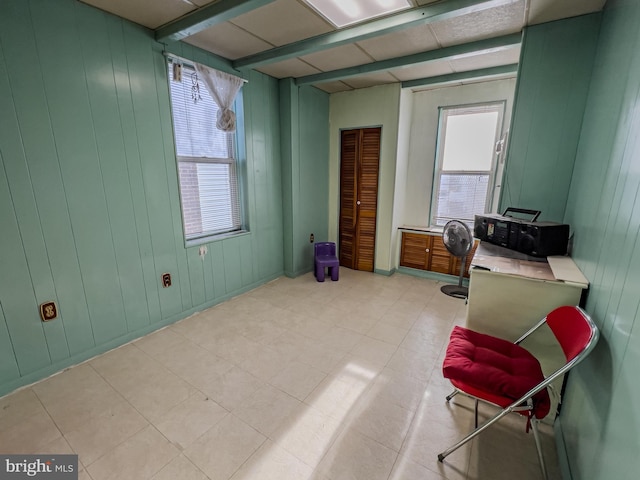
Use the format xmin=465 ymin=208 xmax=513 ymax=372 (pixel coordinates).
xmin=0 ymin=0 xmax=285 ymax=396
xmin=280 ymin=79 xmax=330 ymax=277
xmin=500 ymin=14 xmax=600 ymax=222
xmin=560 ymin=1 xmax=640 ymax=478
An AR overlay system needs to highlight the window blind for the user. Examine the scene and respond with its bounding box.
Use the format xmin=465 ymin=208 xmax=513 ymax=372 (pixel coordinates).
xmin=168 ymin=62 xmax=242 ymax=240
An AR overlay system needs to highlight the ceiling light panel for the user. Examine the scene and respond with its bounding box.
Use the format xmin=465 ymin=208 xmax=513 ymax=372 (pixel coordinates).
xmin=303 ymin=0 xmax=412 ymax=28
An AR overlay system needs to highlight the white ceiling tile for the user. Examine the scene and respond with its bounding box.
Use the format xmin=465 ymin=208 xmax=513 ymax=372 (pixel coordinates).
xmin=389 ymin=60 xmax=454 ymax=82
xmin=231 ymin=0 xmax=333 ymax=46
xmin=256 ymin=58 xmax=321 ymax=79
xmin=356 ymin=24 xmax=441 ymax=61
xmin=343 ymin=72 xmax=399 ymax=89
xmin=449 ymin=44 xmax=521 ymax=72
xmin=300 ymin=44 xmax=373 ymax=71
xmin=184 ymin=22 xmax=273 ymax=60
xmin=80 ymin=0 xmax=194 ymax=29
xmin=430 ymin=0 xmax=525 ymax=47
xmin=527 ymin=0 xmax=606 ymax=25
xmin=314 ymin=81 xmax=353 ymax=93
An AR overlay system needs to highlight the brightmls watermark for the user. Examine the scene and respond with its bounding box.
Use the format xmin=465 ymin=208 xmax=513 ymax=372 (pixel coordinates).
xmin=0 ymin=455 xmax=77 ymax=479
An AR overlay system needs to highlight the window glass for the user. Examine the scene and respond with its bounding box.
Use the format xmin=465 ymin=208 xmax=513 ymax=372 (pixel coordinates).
xmin=431 ymin=103 xmax=504 ymax=227
xmin=168 ymin=62 xmax=243 ymax=240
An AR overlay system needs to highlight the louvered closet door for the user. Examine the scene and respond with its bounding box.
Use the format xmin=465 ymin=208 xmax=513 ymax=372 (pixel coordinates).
xmin=339 ymin=127 xmax=381 ymax=272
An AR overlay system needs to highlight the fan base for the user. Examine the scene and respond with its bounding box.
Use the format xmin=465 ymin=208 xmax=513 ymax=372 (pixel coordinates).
xmin=440 ymin=284 xmax=469 ymax=299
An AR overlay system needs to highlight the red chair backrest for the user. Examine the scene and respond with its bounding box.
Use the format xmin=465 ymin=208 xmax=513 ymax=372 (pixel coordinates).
xmin=546 ymin=306 xmax=596 ymax=362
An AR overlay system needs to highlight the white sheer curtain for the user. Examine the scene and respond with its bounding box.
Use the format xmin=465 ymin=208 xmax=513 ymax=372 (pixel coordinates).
xmin=194 ymin=63 xmax=244 ymax=132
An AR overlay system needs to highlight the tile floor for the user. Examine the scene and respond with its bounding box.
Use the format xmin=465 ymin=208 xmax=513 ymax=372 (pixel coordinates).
xmin=0 ymin=269 xmax=562 ymax=480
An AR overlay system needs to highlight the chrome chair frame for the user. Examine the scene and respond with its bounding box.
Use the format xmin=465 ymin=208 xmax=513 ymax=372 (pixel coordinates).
xmin=437 ymin=306 xmax=599 ymax=480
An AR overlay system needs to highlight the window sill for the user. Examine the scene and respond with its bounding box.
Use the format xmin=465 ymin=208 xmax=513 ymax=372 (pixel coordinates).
xmin=185 ymin=229 xmax=250 ymax=248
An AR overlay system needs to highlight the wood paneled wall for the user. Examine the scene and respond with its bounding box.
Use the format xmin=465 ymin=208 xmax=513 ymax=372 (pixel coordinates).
xmin=500 ymin=14 xmax=600 ymax=222
xmin=0 ymin=0 xmax=284 ymax=395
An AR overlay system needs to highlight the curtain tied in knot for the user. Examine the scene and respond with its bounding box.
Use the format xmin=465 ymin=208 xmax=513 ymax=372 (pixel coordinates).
xmin=195 ymin=63 xmax=244 ymax=133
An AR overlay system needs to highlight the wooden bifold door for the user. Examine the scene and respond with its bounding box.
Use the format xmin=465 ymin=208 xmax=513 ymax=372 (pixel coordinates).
xmin=339 ymin=127 xmax=381 ymax=272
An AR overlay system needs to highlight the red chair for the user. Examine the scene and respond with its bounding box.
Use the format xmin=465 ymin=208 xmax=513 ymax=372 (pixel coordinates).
xmin=314 ymin=242 xmax=339 ymax=282
xmin=438 ymin=306 xmax=599 ymax=479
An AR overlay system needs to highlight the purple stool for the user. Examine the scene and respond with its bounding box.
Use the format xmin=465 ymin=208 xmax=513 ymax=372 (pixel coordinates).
xmin=314 ymin=242 xmax=339 ymax=282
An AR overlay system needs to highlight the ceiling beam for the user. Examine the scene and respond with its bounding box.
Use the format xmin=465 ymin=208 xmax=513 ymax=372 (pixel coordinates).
xmin=401 ymin=64 xmax=519 ymax=89
xmin=295 ymin=33 xmax=522 ymax=86
xmin=156 ymin=0 xmax=277 ymax=43
xmin=233 ymin=0 xmax=520 ymax=70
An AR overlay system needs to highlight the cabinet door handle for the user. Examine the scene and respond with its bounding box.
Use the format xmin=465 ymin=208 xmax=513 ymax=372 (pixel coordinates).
xmin=356 ymin=200 xmax=361 ymax=205
xmin=425 ymin=248 xmax=430 ymax=253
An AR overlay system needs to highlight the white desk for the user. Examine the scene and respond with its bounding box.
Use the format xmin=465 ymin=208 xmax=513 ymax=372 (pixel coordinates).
xmin=466 ymin=242 xmax=589 ymax=421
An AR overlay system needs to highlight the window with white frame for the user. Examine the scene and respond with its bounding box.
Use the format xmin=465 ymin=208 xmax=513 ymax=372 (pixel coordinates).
xmin=431 ymin=102 xmax=505 ymax=227
xmin=168 ymin=61 xmax=243 ymax=241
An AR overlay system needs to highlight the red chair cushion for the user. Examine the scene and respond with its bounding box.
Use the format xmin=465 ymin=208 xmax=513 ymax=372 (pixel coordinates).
xmin=442 ymin=326 xmax=550 ymax=419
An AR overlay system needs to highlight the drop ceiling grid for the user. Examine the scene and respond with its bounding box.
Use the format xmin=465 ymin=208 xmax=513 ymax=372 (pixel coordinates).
xmin=255 ymin=57 xmax=322 ymax=79
xmin=448 ymin=44 xmax=522 ymax=72
xmin=355 ymin=23 xmax=443 ymax=62
xmin=229 ymin=0 xmax=334 ymax=47
xmin=80 ymin=0 xmax=195 ymax=29
xmin=184 ymin=21 xmax=275 ymax=60
xmin=299 ymin=44 xmax=375 ymax=72
xmin=428 ymin=0 xmax=526 ymax=47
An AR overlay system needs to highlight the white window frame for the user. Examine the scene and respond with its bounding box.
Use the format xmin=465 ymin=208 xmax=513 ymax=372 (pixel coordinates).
xmin=430 ymin=101 xmax=505 ymax=227
xmin=167 ymin=60 xmax=245 ymax=243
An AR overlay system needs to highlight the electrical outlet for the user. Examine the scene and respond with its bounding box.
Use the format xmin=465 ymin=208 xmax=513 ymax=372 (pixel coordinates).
xmin=162 ymin=273 xmax=172 ymax=288
xmin=310 ymin=233 xmax=314 ymax=243
xmin=40 ymin=301 xmax=58 ymax=322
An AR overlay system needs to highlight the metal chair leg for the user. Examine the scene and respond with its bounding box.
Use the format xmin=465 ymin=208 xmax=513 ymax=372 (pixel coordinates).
xmin=445 ymin=390 xmax=459 ymax=402
xmin=474 ymin=399 xmax=479 ymax=428
xmin=438 ymin=406 xmax=514 ymax=462
xmin=530 ymin=418 xmax=549 ymax=480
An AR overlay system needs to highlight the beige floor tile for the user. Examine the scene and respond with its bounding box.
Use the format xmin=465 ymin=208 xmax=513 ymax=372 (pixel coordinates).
xmin=233 ymin=385 xmax=304 ymax=437
xmin=91 ymin=345 xmax=198 ymax=423
xmin=267 ymin=331 xmax=315 ymax=360
xmin=271 ymin=405 xmax=343 ymax=468
xmin=269 ymin=361 xmax=327 ymax=401
xmin=304 ymin=373 xmax=373 ymax=422
xmin=229 ymin=439 xmax=315 ymax=480
xmin=317 ymin=429 xmax=397 ymax=480
xmin=319 ymin=326 xmax=364 ymax=352
xmin=200 ymin=366 xmax=265 ymax=411
xmin=389 ymin=455 xmax=448 ymax=480
xmin=386 ymin=346 xmax=441 ymax=382
xmin=350 ymin=336 xmax=398 ymax=366
xmin=0 ymin=408 xmax=62 ymax=454
xmin=134 ymin=327 xmax=189 ymax=358
xmin=349 ymin=397 xmax=415 ymax=452
xmin=32 ymin=364 xmax=124 ymax=433
xmin=295 ymin=343 xmax=346 ymax=374
xmin=0 ymin=388 xmax=46 ymax=430
xmin=365 ymin=321 xmax=409 ymax=346
xmin=155 ymin=392 xmax=228 ymax=450
xmin=365 ymin=368 xmax=430 ymax=412
xmin=2 ymin=270 xmax=561 ymax=480
xmin=150 ymin=454 xmax=209 ymax=480
xmin=64 ymin=400 xmax=148 ymax=464
xmin=238 ymin=345 xmax=292 ymax=382
xmin=184 ymin=414 xmax=266 ymax=480
xmin=86 ymin=426 xmax=179 ymax=480
xmin=153 ymin=340 xmax=234 ymax=389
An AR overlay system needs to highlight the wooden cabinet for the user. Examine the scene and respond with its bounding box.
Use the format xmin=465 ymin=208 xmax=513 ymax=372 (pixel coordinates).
xmin=400 ymin=231 xmax=477 ymax=278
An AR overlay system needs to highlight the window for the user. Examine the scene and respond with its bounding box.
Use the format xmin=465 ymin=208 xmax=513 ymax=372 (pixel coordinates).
xmin=431 ymin=102 xmax=504 ymax=227
xmin=168 ymin=61 xmax=243 ymax=241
